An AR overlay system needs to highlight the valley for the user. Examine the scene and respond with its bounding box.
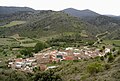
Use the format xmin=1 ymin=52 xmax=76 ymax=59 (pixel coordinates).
xmin=0 ymin=6 xmax=120 ymax=81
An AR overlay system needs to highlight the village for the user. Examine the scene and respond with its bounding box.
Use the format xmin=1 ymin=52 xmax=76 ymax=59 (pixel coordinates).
xmin=8 ymin=46 xmax=111 ymax=72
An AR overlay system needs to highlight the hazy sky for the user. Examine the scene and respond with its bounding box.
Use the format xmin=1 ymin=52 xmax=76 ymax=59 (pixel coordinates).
xmin=0 ymin=0 xmax=120 ymax=15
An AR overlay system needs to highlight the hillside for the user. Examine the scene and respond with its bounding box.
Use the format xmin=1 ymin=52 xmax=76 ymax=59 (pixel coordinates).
xmin=0 ymin=11 xmax=99 ymax=39
xmin=87 ymin=15 xmax=120 ymax=39
xmin=63 ymin=8 xmax=120 ymax=39
xmin=0 ymin=7 xmax=120 ymax=39
xmin=0 ymin=6 xmax=35 ymax=14
xmin=52 ymin=54 xmax=120 ymax=81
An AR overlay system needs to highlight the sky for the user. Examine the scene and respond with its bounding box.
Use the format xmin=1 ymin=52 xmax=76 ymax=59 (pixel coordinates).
xmin=0 ymin=0 xmax=120 ymax=16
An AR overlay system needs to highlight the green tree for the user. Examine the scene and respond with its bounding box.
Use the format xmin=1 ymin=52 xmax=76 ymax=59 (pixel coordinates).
xmin=33 ymin=66 xmax=40 ymax=72
xmin=100 ymin=56 xmax=104 ymax=61
xmin=112 ymin=48 xmax=116 ymax=52
xmin=20 ymin=49 xmax=33 ymax=58
xmin=99 ymin=49 xmax=103 ymax=52
xmin=102 ymin=46 xmax=105 ymax=50
xmin=34 ymin=42 xmax=48 ymax=53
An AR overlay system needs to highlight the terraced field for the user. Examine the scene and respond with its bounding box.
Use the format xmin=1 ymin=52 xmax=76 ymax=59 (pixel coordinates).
xmin=103 ymin=40 xmax=120 ymax=46
xmin=10 ymin=35 xmax=38 ymax=47
xmin=0 ymin=36 xmax=37 ymax=48
xmin=0 ymin=38 xmax=19 ymax=46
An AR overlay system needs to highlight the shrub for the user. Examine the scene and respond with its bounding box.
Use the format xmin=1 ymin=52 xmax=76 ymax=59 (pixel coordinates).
xmin=107 ymin=52 xmax=112 ymax=55
xmin=102 ymin=46 xmax=105 ymax=50
xmin=33 ymin=66 xmax=40 ymax=72
xmin=73 ymin=60 xmax=80 ymax=62
xmin=94 ymin=56 xmax=100 ymax=61
xmin=99 ymin=49 xmax=103 ymax=52
xmin=6 ymin=71 xmax=28 ymax=81
xmin=104 ymin=63 xmax=111 ymax=70
xmin=16 ymin=54 xmax=23 ymax=58
xmin=117 ymin=50 xmax=120 ymax=55
xmin=108 ymin=54 xmax=114 ymax=63
xmin=112 ymin=48 xmax=116 ymax=52
xmin=87 ymin=62 xmax=104 ymax=75
xmin=100 ymin=56 xmax=104 ymax=61
xmin=104 ymin=54 xmax=107 ymax=58
xmin=34 ymin=69 xmax=62 ymax=81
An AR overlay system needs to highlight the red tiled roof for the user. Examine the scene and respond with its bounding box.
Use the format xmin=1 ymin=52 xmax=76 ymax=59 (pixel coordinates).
xmin=40 ymin=64 xmax=47 ymax=71
xmin=63 ymin=56 xmax=74 ymax=60
xmin=15 ymin=58 xmax=23 ymax=62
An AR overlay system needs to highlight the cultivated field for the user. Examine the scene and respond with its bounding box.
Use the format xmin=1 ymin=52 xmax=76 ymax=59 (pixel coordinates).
xmin=0 ymin=38 xmax=19 ymax=46
xmin=103 ymin=40 xmax=120 ymax=46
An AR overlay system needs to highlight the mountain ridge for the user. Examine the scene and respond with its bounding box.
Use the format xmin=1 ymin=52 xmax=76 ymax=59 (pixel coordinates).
xmin=62 ymin=8 xmax=100 ymax=18
xmin=0 ymin=6 xmax=35 ymax=14
xmin=0 ymin=6 xmax=120 ymax=39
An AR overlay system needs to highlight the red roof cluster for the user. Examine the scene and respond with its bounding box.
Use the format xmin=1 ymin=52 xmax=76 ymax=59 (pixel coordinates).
xmin=63 ymin=56 xmax=74 ymax=60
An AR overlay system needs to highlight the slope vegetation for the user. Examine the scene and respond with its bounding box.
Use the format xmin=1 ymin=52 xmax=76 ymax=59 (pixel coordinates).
xmin=0 ymin=11 xmax=99 ymax=39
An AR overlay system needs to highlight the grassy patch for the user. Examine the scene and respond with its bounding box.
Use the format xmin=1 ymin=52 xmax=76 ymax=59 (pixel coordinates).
xmin=80 ymin=30 xmax=88 ymax=37
xmin=0 ymin=21 xmax=26 ymax=27
xmin=20 ymin=43 xmax=36 ymax=47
